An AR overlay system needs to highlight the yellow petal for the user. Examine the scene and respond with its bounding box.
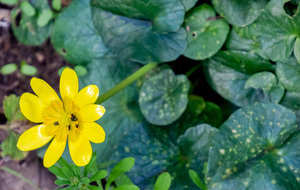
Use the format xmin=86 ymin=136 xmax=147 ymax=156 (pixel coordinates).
xmin=31 ymin=78 xmax=60 ymax=105
xmin=17 ymin=124 xmax=53 ymax=151
xmin=77 ymin=105 xmax=105 ymax=122
xmin=45 ymin=122 xmax=60 ymax=136
xmin=68 ymin=129 xmax=92 ymax=166
xmin=20 ymin=93 xmax=46 ymax=123
xmin=60 ymin=68 xmax=78 ymax=102
xmin=43 ymin=128 xmax=68 ymax=168
xmin=75 ymin=85 xmax=99 ymax=109
xmin=80 ymin=122 xmax=105 ymax=143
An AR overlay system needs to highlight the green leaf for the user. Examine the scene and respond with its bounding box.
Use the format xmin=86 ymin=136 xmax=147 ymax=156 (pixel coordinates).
xmin=90 ymin=170 xmax=107 ymax=182
xmin=91 ymin=0 xmax=184 ymax=33
xmin=180 ymin=0 xmax=197 ymax=11
xmin=20 ymin=1 xmax=36 ymax=17
xmin=20 ymin=64 xmax=37 ymax=76
xmin=12 ymin=0 xmax=52 ymax=45
xmin=78 ymin=56 xmax=143 ymax=164
xmin=37 ymin=9 xmax=53 ymax=27
xmin=277 ymin=56 xmax=300 ymax=92
xmin=199 ymin=102 xmax=222 ymax=127
xmin=204 ymin=50 xmax=274 ymax=107
xmin=106 ymin=157 xmax=135 ymax=188
xmin=0 ymin=132 xmax=27 ymax=160
xmin=114 ymin=185 xmax=139 ymax=190
xmin=0 ymin=63 xmax=18 ymax=75
xmin=84 ymin=152 xmax=97 ymax=177
xmin=183 ymin=4 xmax=229 ymax=60
xmin=1 ymin=0 xmax=17 ymax=5
xmin=207 ymin=103 xmax=299 ymax=189
xmin=81 ymin=177 xmax=90 ymax=184
xmin=49 ymin=165 xmax=68 ymax=180
xmin=52 ymin=0 xmax=62 ymax=11
xmin=3 ymin=94 xmax=26 ymax=122
xmin=294 ymin=37 xmax=300 ymax=63
xmin=258 ymin=0 xmax=300 ymax=61
xmin=91 ymin=1 xmax=187 ymax=63
xmin=51 ymin=0 xmax=108 ymax=64
xmin=245 ymin=72 xmax=285 ymax=103
xmin=212 ymin=0 xmax=268 ymax=27
xmin=114 ymin=173 xmax=135 ymax=187
xmin=189 ymin=170 xmax=206 ymax=190
xmin=154 ymin=172 xmax=172 ymax=190
xmin=74 ymin=65 xmax=87 ymax=76
xmin=173 ymin=124 xmax=218 ymax=189
xmin=139 ymin=69 xmax=190 ymax=126
xmin=55 ymin=179 xmax=71 ymax=185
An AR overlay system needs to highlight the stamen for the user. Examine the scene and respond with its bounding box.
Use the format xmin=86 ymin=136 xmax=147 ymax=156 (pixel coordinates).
xmin=54 ymin=121 xmax=59 ymax=126
xmin=75 ymin=124 xmax=78 ymax=128
xmin=68 ymin=125 xmax=71 ymax=130
xmin=71 ymin=114 xmax=77 ymax=121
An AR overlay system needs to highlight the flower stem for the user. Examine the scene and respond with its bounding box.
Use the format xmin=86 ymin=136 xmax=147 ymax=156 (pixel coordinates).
xmin=96 ymin=62 xmax=158 ymax=104
xmin=185 ymin=63 xmax=202 ymax=78
xmin=0 ymin=166 xmax=42 ymax=190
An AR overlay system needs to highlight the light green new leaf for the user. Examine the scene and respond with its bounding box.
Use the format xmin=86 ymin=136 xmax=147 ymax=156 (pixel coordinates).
xmin=154 ymin=172 xmax=172 ymax=190
xmin=184 ymin=4 xmax=229 ymax=60
xmin=207 ymin=103 xmax=299 ymax=190
xmin=1 ymin=132 xmax=27 ymax=161
xmin=212 ymin=0 xmax=268 ymax=27
xmin=3 ymin=94 xmax=26 ymax=122
xmin=276 ymin=56 xmax=300 ymax=92
xmin=12 ymin=0 xmax=52 ymax=45
xmin=204 ymin=50 xmax=274 ymax=107
xmin=51 ymin=0 xmax=108 ymax=65
xmin=20 ymin=1 xmax=36 ymax=17
xmin=259 ymin=0 xmax=300 ymax=61
xmin=139 ymin=69 xmax=189 ymax=126
xmin=91 ymin=1 xmax=187 ymax=64
xmin=245 ymin=72 xmax=285 ymax=103
xmin=0 ymin=63 xmax=17 ymax=75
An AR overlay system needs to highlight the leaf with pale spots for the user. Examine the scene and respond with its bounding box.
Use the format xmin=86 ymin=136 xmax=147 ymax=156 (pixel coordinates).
xmin=207 ymin=103 xmax=300 ymax=190
xmin=277 ymin=56 xmax=300 ymax=92
xmin=51 ymin=0 xmax=108 ymax=65
xmin=203 ymin=50 xmax=274 ymax=107
xmin=245 ymin=72 xmax=285 ymax=104
xmin=139 ymin=69 xmax=190 ymax=126
xmin=11 ymin=0 xmax=52 ymax=45
xmin=212 ymin=0 xmax=268 ymax=27
xmin=257 ymin=0 xmax=300 ymax=62
xmin=183 ymin=4 xmax=229 ymax=60
xmin=109 ymin=123 xmax=217 ymax=190
xmin=91 ymin=0 xmax=187 ymax=64
xmin=226 ymin=25 xmax=269 ymax=59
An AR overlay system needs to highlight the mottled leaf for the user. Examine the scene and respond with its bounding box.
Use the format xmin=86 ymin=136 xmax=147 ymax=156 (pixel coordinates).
xmin=139 ymin=69 xmax=189 ymax=126
xmin=0 ymin=132 xmax=28 ymax=160
xmin=51 ymin=0 xmax=108 ymax=65
xmin=212 ymin=0 xmax=268 ymax=27
xmin=3 ymin=94 xmax=26 ymax=122
xmin=207 ymin=103 xmax=299 ymax=190
xmin=204 ymin=50 xmax=274 ymax=107
xmin=276 ymin=56 xmax=300 ymax=92
xmin=180 ymin=0 xmax=197 ymax=11
xmin=245 ymin=72 xmax=285 ymax=103
xmin=184 ymin=4 xmax=229 ymax=60
xmin=91 ymin=1 xmax=187 ymax=64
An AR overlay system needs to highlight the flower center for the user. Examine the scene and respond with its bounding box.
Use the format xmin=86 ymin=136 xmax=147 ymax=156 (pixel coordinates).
xmin=55 ymin=112 xmax=79 ymax=131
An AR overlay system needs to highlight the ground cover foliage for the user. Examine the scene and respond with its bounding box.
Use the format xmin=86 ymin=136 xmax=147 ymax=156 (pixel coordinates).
xmin=5 ymin=0 xmax=300 ymax=189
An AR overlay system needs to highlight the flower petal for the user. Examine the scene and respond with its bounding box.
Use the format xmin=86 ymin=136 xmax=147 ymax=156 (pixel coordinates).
xmin=75 ymin=85 xmax=99 ymax=109
xmin=20 ymin=93 xmax=46 ymax=123
xmin=43 ymin=128 xmax=68 ymax=168
xmin=68 ymin=129 xmax=92 ymax=166
xmin=17 ymin=124 xmax=53 ymax=151
xmin=30 ymin=77 xmax=60 ymax=105
xmin=77 ymin=105 xmax=105 ymax=122
xmin=60 ymin=68 xmax=78 ymax=102
xmin=80 ymin=122 xmax=105 ymax=143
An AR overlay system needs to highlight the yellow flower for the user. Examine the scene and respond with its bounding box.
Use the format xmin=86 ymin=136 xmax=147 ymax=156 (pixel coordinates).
xmin=17 ymin=68 xmax=105 ymax=168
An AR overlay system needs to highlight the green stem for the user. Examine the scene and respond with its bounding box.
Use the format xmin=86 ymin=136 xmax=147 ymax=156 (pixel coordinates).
xmin=185 ymin=64 xmax=201 ymax=78
xmin=0 ymin=166 xmax=42 ymax=190
xmin=96 ymin=62 xmax=158 ymax=104
xmin=0 ymin=125 xmax=9 ymax=131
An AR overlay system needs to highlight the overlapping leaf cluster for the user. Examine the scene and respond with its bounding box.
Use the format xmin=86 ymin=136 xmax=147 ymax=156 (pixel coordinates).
xmin=8 ymin=0 xmax=300 ymax=189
